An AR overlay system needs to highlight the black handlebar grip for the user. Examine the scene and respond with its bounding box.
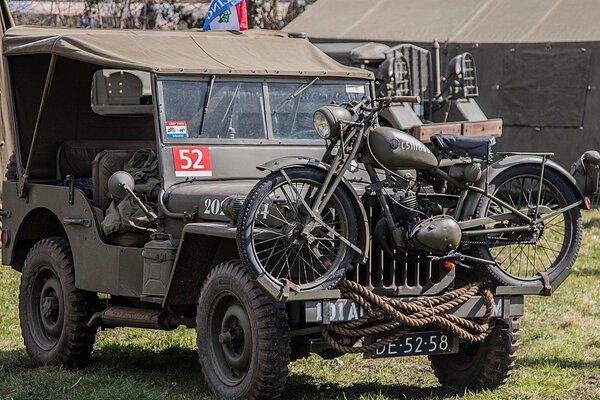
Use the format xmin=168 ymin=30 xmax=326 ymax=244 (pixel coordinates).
xmin=390 ymin=95 xmax=421 ymax=104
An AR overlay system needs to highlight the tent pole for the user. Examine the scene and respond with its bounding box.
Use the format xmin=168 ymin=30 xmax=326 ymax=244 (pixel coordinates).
xmin=19 ymin=54 xmax=56 ymax=197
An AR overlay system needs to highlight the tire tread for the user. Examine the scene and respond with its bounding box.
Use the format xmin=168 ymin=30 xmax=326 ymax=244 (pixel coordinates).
xmin=20 ymin=237 xmax=97 ymax=367
xmin=430 ymin=318 xmax=520 ymax=390
xmin=197 ymin=260 xmax=290 ymax=400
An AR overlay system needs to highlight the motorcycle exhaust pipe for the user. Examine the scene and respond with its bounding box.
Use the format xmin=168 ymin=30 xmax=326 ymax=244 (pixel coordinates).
xmin=87 ymin=306 xmax=195 ymax=330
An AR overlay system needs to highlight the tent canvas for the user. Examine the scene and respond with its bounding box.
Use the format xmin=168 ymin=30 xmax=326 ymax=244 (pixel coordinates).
xmin=285 ymin=0 xmax=600 ymax=44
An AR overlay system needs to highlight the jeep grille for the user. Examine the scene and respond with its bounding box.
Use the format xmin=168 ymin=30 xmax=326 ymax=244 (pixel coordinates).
xmin=345 ymin=202 xmax=454 ymax=296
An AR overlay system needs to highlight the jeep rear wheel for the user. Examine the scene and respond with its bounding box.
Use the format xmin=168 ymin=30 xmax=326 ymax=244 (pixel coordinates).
xmin=197 ymin=260 xmax=290 ymax=399
xmin=429 ymin=318 xmax=520 ymax=390
xmin=19 ymin=237 xmax=98 ymax=367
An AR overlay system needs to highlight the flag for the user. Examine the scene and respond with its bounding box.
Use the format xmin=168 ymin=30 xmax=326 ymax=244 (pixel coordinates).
xmin=203 ymin=0 xmax=248 ymax=31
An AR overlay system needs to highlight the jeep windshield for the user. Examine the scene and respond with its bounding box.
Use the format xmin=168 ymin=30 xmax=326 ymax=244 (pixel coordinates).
xmin=159 ymin=78 xmax=370 ymax=142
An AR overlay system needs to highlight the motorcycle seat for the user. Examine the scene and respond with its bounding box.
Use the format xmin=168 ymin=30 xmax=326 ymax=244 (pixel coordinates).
xmin=430 ymin=134 xmax=495 ymax=161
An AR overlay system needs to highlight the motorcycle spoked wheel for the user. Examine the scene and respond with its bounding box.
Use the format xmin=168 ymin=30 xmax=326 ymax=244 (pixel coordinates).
xmin=469 ymin=164 xmax=583 ymax=287
xmin=237 ymin=167 xmax=358 ymax=292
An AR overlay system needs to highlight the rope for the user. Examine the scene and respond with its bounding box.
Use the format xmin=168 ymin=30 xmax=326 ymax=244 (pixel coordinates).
xmin=321 ymin=280 xmax=495 ymax=354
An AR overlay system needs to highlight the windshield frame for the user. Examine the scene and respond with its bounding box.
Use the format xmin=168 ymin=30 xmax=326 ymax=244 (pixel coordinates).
xmin=156 ymin=75 xmax=372 ymax=145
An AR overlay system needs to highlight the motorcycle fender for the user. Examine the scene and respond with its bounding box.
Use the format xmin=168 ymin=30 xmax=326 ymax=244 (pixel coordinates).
xmin=460 ymin=155 xmax=587 ymax=221
xmin=258 ymin=156 xmax=370 ymax=264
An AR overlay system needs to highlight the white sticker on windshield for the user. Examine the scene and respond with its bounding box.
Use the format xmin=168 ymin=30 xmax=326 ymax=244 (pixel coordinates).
xmin=346 ymin=85 xmax=365 ymax=94
xmin=166 ymin=121 xmax=188 ymax=139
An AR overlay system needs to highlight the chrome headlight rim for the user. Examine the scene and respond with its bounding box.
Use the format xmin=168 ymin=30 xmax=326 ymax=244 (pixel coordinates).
xmin=313 ymin=110 xmax=332 ymax=139
xmin=312 ymin=106 xmax=352 ymax=140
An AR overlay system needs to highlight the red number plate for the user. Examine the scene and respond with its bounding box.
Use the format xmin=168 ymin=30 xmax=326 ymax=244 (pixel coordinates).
xmin=172 ymin=147 xmax=212 ymax=177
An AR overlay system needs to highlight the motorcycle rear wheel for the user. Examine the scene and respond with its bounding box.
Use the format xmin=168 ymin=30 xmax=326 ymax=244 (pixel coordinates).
xmin=470 ymin=164 xmax=582 ymax=287
xmin=237 ymin=167 xmax=358 ymax=292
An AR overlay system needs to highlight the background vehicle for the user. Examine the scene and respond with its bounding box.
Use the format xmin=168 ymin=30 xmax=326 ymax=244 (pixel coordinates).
xmin=315 ymin=40 xmax=503 ymax=144
xmin=0 ymin=26 xmax=572 ymax=400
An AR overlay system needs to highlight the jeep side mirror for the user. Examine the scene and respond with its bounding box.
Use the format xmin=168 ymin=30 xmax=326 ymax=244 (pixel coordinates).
xmin=108 ymin=171 xmax=135 ymax=199
xmin=108 ymin=171 xmax=157 ymax=221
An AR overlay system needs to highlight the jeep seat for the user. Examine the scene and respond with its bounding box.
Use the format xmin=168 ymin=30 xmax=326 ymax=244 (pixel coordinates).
xmin=92 ymin=149 xmax=154 ymax=248
xmin=58 ymin=140 xmax=156 ymax=180
xmin=92 ymin=150 xmax=139 ymax=211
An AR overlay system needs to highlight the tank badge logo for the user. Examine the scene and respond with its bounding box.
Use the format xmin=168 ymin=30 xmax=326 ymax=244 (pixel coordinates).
xmin=389 ymin=139 xmax=400 ymax=149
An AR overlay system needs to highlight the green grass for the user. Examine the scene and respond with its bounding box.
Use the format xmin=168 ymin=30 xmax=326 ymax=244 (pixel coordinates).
xmin=3 ymin=213 xmax=600 ymax=399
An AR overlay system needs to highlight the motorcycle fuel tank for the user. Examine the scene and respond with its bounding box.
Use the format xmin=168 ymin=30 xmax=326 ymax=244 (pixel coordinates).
xmin=368 ymin=127 xmax=438 ymax=169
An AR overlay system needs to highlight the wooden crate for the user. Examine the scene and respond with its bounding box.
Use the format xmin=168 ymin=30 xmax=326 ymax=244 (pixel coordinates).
xmin=411 ymin=122 xmax=462 ymax=142
xmin=462 ymin=119 xmax=503 ymax=137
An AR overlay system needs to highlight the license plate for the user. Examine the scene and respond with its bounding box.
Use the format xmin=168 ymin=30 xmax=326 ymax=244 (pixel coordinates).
xmin=363 ymin=331 xmax=458 ymax=359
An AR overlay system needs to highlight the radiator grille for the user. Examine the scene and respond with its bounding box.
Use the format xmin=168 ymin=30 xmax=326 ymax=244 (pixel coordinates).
xmin=346 ymin=201 xmax=454 ymax=296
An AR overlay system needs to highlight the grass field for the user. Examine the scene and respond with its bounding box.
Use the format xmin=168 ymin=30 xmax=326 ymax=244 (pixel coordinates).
xmin=2 ymin=213 xmax=600 ymax=399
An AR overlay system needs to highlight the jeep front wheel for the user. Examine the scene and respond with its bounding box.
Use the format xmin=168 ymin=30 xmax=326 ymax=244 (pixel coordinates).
xmin=429 ymin=318 xmax=520 ymax=390
xmin=197 ymin=260 xmax=290 ymax=399
xmin=19 ymin=237 xmax=98 ymax=367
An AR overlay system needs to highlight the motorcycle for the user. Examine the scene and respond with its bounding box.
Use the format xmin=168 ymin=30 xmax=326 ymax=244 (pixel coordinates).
xmin=237 ymin=95 xmax=592 ymax=296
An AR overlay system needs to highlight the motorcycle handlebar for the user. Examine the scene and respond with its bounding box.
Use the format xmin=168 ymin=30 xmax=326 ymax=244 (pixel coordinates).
xmin=373 ymin=95 xmax=421 ymax=104
xmin=347 ymin=95 xmax=421 ymax=118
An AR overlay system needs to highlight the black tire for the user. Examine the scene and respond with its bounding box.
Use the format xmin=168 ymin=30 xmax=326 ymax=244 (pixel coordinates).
xmin=237 ymin=167 xmax=358 ymax=292
xmin=197 ymin=260 xmax=290 ymax=400
xmin=19 ymin=237 xmax=98 ymax=367
xmin=470 ymin=164 xmax=583 ymax=287
xmin=429 ymin=318 xmax=520 ymax=390
xmin=5 ymin=151 xmax=17 ymax=181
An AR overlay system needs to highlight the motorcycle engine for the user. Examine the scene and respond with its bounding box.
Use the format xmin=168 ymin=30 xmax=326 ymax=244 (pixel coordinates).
xmin=391 ymin=190 xmax=462 ymax=254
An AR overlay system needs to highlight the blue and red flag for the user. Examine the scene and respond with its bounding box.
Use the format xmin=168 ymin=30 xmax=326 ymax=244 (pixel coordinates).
xmin=203 ymin=0 xmax=248 ymax=31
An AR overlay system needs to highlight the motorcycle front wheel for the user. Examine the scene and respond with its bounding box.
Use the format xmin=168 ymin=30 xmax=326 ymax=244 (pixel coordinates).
xmin=469 ymin=164 xmax=583 ymax=287
xmin=237 ymin=167 xmax=358 ymax=293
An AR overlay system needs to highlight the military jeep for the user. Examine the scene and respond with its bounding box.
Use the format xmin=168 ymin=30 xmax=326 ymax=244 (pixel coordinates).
xmin=1 ymin=27 xmax=525 ymax=399
xmin=316 ymin=40 xmax=503 ymax=142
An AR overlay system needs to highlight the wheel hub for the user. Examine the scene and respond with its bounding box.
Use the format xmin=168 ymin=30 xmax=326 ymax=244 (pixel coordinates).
xmin=30 ymin=270 xmax=64 ymax=349
xmin=282 ymin=222 xmax=306 ymax=247
xmin=219 ymin=325 xmax=244 ymax=348
xmin=41 ymin=295 xmax=59 ymax=320
xmin=209 ymin=296 xmax=254 ymax=386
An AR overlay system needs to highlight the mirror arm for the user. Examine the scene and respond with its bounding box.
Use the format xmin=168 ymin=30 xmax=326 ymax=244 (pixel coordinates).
xmin=121 ymin=184 xmax=158 ymax=222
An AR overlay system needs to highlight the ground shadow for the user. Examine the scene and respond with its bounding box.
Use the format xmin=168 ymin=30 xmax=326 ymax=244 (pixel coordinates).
xmin=285 ymin=373 xmax=461 ymax=400
xmin=573 ymin=266 xmax=600 ymax=277
xmin=583 ymin=217 xmax=600 ymax=230
xmin=11 ymin=347 xmax=598 ymax=399
xmin=0 ymin=346 xmax=469 ymax=400
xmin=517 ymin=356 xmax=600 ymax=370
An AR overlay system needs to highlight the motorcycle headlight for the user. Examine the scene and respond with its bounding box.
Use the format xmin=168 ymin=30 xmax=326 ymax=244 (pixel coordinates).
xmin=313 ymin=106 xmax=352 ymax=140
xmin=313 ymin=110 xmax=331 ymax=139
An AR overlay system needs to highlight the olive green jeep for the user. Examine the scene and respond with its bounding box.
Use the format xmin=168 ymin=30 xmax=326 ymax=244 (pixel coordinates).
xmin=1 ymin=26 xmax=524 ymax=399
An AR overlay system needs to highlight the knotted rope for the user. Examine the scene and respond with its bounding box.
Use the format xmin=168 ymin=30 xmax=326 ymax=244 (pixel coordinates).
xmin=320 ymin=280 xmax=495 ymax=353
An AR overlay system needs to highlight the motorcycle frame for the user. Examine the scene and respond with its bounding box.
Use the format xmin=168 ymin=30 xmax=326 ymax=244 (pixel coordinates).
xmin=302 ymin=121 xmax=582 ymax=264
